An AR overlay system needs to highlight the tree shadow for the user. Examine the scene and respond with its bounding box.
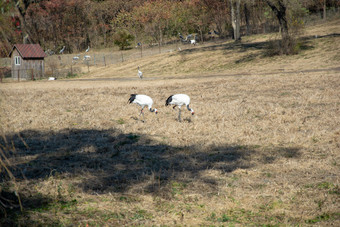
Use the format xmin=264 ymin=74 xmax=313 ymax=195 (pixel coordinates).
xmin=0 ymin=128 xmax=301 ymax=223
xmin=173 ymin=33 xmax=340 ymax=64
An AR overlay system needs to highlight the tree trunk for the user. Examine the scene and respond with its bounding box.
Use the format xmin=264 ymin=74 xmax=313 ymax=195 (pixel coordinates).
xmin=230 ymin=0 xmax=241 ymax=41
xmin=158 ymin=27 xmax=162 ymax=54
xmin=323 ymin=0 xmax=327 ymax=20
xmin=15 ymin=3 xmax=35 ymax=44
xmin=265 ymin=0 xmax=289 ymax=52
xmin=244 ymin=3 xmax=250 ymax=35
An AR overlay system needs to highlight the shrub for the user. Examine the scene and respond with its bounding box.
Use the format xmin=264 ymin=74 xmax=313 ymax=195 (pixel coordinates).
xmin=114 ymin=30 xmax=134 ymax=50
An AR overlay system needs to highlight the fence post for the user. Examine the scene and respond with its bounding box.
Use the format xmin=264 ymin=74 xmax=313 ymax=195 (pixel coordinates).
xmin=18 ymin=70 xmax=20 ymax=82
xmin=104 ymin=56 xmax=106 ymax=67
xmin=31 ymin=69 xmax=34 ymax=81
xmin=87 ymin=61 xmax=90 ymax=73
xmin=141 ymin=44 xmax=143 ymax=58
xmin=71 ymin=65 xmax=73 ymax=76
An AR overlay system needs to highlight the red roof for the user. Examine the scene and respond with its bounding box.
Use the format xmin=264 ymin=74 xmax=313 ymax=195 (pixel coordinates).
xmin=10 ymin=44 xmax=46 ymax=58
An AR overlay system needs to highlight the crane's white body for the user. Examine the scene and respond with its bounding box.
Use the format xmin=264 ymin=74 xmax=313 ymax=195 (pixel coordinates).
xmin=165 ymin=94 xmax=194 ymax=122
xmin=137 ymin=66 xmax=143 ymax=79
xmin=73 ymin=55 xmax=80 ymax=61
xmin=128 ymin=94 xmax=157 ymax=122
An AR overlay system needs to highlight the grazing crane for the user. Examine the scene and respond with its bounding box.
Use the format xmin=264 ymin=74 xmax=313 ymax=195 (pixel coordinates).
xmin=59 ymin=46 xmax=65 ymax=54
xmin=128 ymin=94 xmax=158 ymax=122
xmin=137 ymin=66 xmax=143 ymax=79
xmin=73 ymin=54 xmax=80 ymax=61
xmin=83 ymin=55 xmax=90 ymax=61
xmin=165 ymin=94 xmax=194 ymax=122
xmin=85 ymin=46 xmax=90 ymax=52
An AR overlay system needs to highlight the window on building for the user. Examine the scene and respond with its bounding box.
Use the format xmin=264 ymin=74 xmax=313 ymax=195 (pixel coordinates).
xmin=15 ymin=56 xmax=21 ymax=65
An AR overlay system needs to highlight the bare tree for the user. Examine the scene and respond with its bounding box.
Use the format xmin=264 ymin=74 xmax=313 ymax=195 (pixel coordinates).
xmin=230 ymin=0 xmax=241 ymax=41
xmin=265 ymin=0 xmax=290 ymax=53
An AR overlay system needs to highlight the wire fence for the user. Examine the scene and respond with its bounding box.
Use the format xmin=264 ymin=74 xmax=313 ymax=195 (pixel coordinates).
xmin=0 ymin=41 xmax=190 ymax=82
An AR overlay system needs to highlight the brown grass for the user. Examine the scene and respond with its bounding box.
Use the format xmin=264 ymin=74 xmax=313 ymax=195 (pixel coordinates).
xmin=0 ymin=19 xmax=340 ymax=226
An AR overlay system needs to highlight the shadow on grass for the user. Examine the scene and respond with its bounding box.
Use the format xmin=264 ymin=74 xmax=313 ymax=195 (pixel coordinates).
xmin=175 ymin=33 xmax=340 ymax=64
xmin=0 ymin=128 xmax=301 ymax=225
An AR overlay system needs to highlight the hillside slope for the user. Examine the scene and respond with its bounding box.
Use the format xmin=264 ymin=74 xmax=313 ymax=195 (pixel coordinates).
xmin=83 ymin=18 xmax=340 ymax=79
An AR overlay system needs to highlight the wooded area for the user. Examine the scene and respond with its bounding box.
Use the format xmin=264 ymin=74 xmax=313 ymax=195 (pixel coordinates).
xmin=0 ymin=0 xmax=339 ymax=57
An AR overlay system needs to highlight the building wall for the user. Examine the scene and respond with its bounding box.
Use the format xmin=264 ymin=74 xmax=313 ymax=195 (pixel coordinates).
xmin=11 ymin=49 xmax=23 ymax=79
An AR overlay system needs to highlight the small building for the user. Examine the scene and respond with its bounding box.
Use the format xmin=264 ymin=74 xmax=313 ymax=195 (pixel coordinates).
xmin=9 ymin=44 xmax=46 ymax=80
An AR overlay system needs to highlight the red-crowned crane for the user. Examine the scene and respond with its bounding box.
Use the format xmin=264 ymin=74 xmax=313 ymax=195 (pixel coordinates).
xmin=165 ymin=94 xmax=194 ymax=122
xmin=59 ymin=46 xmax=65 ymax=54
xmin=137 ymin=66 xmax=143 ymax=79
xmin=128 ymin=94 xmax=157 ymax=122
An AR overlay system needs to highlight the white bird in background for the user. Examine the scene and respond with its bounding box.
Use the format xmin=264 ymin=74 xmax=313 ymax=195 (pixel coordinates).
xmin=85 ymin=46 xmax=90 ymax=52
xmin=59 ymin=46 xmax=65 ymax=54
xmin=137 ymin=66 xmax=143 ymax=79
xmin=73 ymin=54 xmax=80 ymax=61
xmin=190 ymin=39 xmax=196 ymax=45
xmin=128 ymin=94 xmax=158 ymax=122
xmin=83 ymin=55 xmax=91 ymax=61
xmin=165 ymin=94 xmax=194 ymax=122
xmin=48 ymin=77 xmax=56 ymax=81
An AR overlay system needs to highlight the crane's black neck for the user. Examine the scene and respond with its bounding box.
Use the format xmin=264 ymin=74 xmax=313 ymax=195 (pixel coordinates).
xmin=187 ymin=105 xmax=192 ymax=111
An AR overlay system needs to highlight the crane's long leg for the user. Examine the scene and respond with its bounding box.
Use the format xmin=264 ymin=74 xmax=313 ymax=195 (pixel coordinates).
xmin=139 ymin=108 xmax=145 ymax=122
xmin=178 ymin=108 xmax=182 ymax=122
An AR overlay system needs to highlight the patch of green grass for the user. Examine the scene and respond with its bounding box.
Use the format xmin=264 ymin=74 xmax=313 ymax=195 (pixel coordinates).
xmin=312 ymin=136 xmax=319 ymax=143
xmin=117 ymin=118 xmax=125 ymax=124
xmin=316 ymin=182 xmax=340 ymax=195
xmin=306 ymin=213 xmax=340 ymax=224
xmin=33 ymin=199 xmax=77 ymax=213
xmin=263 ymin=172 xmax=273 ymax=178
xmin=280 ymin=92 xmax=290 ymax=96
xmin=217 ymin=214 xmax=231 ymax=222
xmin=130 ymin=209 xmax=153 ymax=220
xmin=206 ymin=210 xmax=242 ymax=224
xmin=171 ymin=181 xmax=187 ymax=197
xmin=66 ymin=72 xmax=77 ymax=78
xmin=127 ymin=133 xmax=140 ymax=142
xmin=317 ymin=182 xmax=335 ymax=190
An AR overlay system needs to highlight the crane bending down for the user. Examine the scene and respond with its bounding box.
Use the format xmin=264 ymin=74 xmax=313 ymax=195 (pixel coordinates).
xmin=128 ymin=94 xmax=157 ymax=122
xmin=165 ymin=94 xmax=194 ymax=122
xmin=137 ymin=66 xmax=143 ymax=79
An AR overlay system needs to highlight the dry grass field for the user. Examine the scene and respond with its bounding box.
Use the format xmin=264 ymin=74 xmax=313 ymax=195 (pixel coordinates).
xmin=1 ymin=19 xmax=340 ymax=226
